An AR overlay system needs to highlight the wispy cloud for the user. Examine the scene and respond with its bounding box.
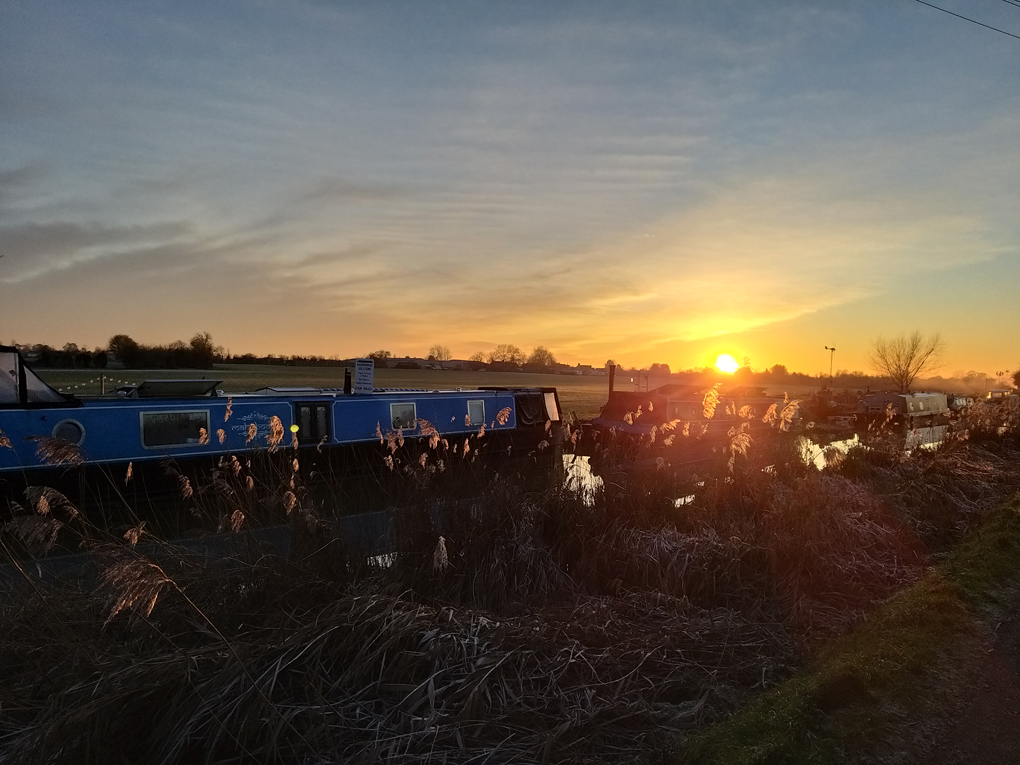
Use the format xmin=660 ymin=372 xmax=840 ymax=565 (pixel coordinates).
xmin=1 ymin=1 xmax=1017 ymax=371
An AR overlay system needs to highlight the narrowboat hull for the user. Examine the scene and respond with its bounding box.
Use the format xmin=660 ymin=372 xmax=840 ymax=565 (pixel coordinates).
xmin=2 ymin=346 xmax=562 ymax=536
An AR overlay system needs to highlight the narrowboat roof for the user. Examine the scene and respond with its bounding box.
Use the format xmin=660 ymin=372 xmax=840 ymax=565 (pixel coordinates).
xmin=118 ymin=379 xmax=223 ymax=398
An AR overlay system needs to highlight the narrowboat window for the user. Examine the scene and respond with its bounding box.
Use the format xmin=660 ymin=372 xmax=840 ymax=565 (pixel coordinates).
xmin=140 ymin=410 xmax=210 ymax=448
xmin=295 ymin=402 xmax=331 ymax=444
xmin=52 ymin=419 xmax=85 ymax=446
xmin=390 ymin=403 xmax=416 ymax=431
xmin=467 ymin=400 xmax=485 ymax=427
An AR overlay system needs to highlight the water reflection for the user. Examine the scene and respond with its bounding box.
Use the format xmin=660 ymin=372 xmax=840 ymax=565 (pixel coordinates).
xmin=563 ymin=454 xmax=603 ymax=505
xmin=905 ymin=425 xmax=948 ymax=452
xmin=797 ymin=435 xmax=860 ymax=470
xmin=798 ymin=424 xmax=949 ymax=470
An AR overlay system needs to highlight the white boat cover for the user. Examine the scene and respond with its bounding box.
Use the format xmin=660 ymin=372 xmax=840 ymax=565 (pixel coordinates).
xmin=0 ymin=345 xmax=74 ymax=405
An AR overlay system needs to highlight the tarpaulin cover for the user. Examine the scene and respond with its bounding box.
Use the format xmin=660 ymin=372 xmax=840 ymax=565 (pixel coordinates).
xmin=514 ymin=392 xmax=548 ymax=426
xmin=0 ymin=346 xmax=78 ymax=406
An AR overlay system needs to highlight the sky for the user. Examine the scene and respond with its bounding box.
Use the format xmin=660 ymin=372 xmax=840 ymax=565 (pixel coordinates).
xmin=1 ymin=0 xmax=1018 ymax=376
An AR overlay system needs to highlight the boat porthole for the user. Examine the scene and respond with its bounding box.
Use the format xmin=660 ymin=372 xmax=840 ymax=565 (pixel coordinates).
xmin=52 ymin=419 xmax=85 ymax=446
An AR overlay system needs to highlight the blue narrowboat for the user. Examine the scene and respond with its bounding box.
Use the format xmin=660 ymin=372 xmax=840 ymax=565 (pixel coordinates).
xmin=1 ymin=345 xmax=562 ymax=528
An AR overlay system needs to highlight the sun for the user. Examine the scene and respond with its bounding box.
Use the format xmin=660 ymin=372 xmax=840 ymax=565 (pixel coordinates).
xmin=715 ymin=354 xmax=740 ymax=374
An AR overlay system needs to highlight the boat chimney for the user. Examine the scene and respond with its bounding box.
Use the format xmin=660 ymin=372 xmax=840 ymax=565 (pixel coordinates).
xmin=608 ymin=364 xmax=616 ymax=395
xmin=343 ymin=368 xmax=352 ymax=395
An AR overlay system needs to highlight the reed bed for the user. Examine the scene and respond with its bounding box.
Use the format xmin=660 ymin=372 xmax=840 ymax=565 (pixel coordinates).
xmin=2 ymin=395 xmax=1020 ymax=763
xmin=0 ymin=576 xmax=794 ymax=764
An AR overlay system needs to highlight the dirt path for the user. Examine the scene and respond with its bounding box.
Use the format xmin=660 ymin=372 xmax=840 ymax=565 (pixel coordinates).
xmin=926 ymin=598 xmax=1020 ymax=765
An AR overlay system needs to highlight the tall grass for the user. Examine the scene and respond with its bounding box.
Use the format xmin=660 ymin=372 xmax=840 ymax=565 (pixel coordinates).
xmin=2 ymin=394 xmax=1019 ymax=762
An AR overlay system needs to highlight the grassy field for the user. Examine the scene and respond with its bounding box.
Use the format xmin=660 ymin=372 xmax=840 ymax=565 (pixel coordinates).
xmin=38 ymin=364 xmax=619 ymax=419
xmin=37 ymin=364 xmax=828 ymax=422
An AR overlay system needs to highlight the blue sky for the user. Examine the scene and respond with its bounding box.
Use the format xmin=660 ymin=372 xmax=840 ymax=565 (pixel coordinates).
xmin=2 ymin=0 xmax=1018 ymax=375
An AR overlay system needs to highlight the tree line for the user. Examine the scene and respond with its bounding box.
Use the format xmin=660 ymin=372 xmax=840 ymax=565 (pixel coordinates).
xmin=14 ymin=329 xmax=1016 ymax=390
xmin=18 ymin=333 xmax=222 ymax=370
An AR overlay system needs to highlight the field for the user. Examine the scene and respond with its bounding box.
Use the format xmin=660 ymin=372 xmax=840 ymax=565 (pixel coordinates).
xmin=36 ymin=364 xmax=827 ymax=422
xmin=37 ymin=364 xmax=615 ymax=420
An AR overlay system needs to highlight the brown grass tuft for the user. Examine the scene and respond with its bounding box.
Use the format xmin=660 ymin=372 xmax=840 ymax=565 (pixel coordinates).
xmin=4 ymin=515 xmax=63 ymax=555
xmin=25 ymin=486 xmax=79 ymax=519
xmin=703 ymin=384 xmax=722 ymax=419
xmin=27 ymin=435 xmax=84 ymax=466
xmin=266 ymin=416 xmax=284 ymax=451
xmin=123 ymin=521 xmax=146 ymax=546
xmin=100 ymin=556 xmax=172 ymax=625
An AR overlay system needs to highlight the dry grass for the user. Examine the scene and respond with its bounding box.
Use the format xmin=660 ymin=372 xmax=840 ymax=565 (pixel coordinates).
xmin=3 ymin=394 xmax=1020 ymax=763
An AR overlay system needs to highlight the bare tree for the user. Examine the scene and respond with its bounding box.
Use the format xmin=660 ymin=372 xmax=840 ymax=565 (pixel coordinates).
xmin=526 ymin=346 xmax=556 ymax=368
xmin=487 ymin=344 xmax=524 ymax=365
xmin=869 ymin=331 xmax=945 ymax=392
xmin=427 ymin=344 xmax=451 ymax=362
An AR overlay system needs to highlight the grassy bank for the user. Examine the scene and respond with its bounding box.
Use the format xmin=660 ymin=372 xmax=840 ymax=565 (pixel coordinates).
xmin=681 ymin=494 xmax=1020 ymax=764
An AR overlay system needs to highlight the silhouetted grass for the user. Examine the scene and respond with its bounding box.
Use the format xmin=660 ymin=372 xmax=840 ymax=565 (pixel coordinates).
xmin=2 ymin=393 xmax=1019 ymax=763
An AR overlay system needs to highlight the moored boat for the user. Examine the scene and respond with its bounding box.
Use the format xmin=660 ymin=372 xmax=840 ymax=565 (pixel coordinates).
xmin=1 ymin=345 xmax=562 ymax=530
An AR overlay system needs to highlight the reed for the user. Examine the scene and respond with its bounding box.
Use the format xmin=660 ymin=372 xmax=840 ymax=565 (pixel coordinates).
xmin=2 ymin=394 xmax=1019 ymax=763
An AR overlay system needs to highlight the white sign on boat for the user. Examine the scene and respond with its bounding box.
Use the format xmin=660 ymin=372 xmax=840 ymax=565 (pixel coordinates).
xmin=354 ymin=358 xmax=374 ymax=395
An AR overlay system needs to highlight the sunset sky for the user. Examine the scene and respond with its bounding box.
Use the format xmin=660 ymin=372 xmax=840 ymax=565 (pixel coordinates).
xmin=2 ymin=1 xmax=1018 ymax=376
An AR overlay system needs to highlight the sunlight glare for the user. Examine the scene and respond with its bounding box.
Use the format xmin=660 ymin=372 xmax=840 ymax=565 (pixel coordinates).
xmin=715 ymin=354 xmax=739 ymax=373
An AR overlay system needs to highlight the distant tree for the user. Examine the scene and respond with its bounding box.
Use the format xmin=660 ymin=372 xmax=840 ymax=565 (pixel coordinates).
xmin=526 ymin=346 xmax=557 ymax=368
xmin=487 ymin=344 xmax=524 ymax=365
xmin=769 ymin=364 xmax=789 ymax=380
xmin=734 ymin=365 xmax=754 ymax=383
xmin=605 ymin=359 xmax=617 ymax=368
xmin=648 ymin=362 xmax=671 ymax=376
xmin=108 ymin=334 xmax=140 ymax=367
xmin=166 ymin=339 xmax=188 ymax=368
xmin=366 ymin=350 xmax=392 ymax=361
xmin=1014 ymin=368 xmax=1020 ymax=388
xmin=869 ymin=331 xmax=945 ymax=392
xmin=189 ymin=332 xmax=220 ymax=369
xmin=428 ymin=344 xmax=451 ymax=362
xmin=468 ymin=351 xmax=486 ymax=363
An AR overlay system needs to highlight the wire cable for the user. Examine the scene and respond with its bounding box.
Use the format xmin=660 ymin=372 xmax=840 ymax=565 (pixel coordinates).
xmin=914 ymin=0 xmax=1020 ymax=39
xmin=1001 ymin=0 xmax=1020 ymax=10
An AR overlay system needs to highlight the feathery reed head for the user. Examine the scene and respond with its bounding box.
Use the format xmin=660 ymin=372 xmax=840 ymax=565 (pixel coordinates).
xmin=27 ymin=435 xmax=84 ymax=467
xmin=266 ymin=416 xmax=284 ymax=451
xmin=101 ymin=556 xmax=172 ymax=625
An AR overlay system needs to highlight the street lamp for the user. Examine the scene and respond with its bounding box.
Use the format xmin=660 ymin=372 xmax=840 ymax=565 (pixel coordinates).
xmin=824 ymin=346 xmax=836 ymax=383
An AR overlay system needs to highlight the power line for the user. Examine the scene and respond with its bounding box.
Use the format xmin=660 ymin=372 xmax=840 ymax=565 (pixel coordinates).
xmin=1002 ymin=0 xmax=1020 ymax=10
xmin=914 ymin=0 xmax=1020 ymax=39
